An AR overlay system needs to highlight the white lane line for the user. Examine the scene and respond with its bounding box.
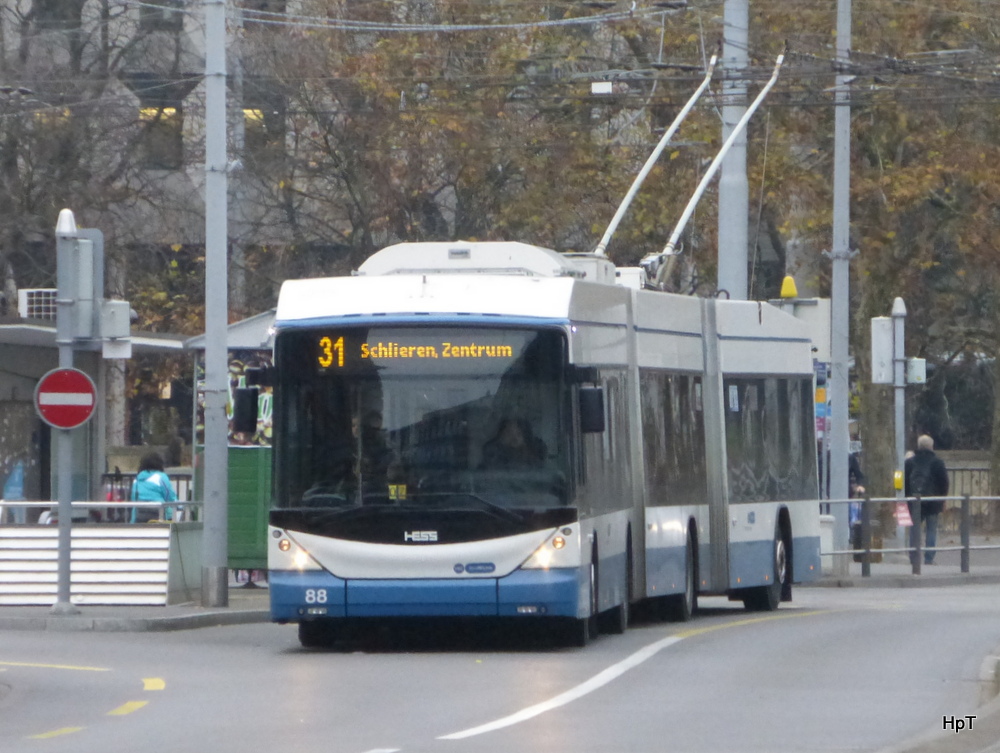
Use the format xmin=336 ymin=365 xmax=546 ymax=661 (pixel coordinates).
xmin=438 ymin=634 xmax=684 ymax=740
xmin=438 ymin=609 xmax=825 ymax=741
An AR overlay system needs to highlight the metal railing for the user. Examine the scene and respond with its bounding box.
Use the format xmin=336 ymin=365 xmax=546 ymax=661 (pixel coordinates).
xmin=0 ymin=500 xmax=203 ymax=525
xmin=823 ymin=494 xmax=1000 ymax=577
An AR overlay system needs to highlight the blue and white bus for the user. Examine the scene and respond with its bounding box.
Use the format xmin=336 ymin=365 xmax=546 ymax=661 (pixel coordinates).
xmin=252 ymin=241 xmax=821 ymax=647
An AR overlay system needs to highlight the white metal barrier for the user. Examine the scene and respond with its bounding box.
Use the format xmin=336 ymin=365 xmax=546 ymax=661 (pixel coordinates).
xmin=0 ymin=501 xmax=203 ymax=606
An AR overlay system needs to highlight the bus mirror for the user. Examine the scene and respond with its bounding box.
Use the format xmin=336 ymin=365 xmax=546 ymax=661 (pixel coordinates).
xmin=245 ymin=366 xmax=274 ymax=387
xmin=233 ymin=387 xmax=259 ymax=434
xmin=568 ymin=365 xmax=599 ymax=384
xmin=579 ymin=387 xmax=605 ymax=433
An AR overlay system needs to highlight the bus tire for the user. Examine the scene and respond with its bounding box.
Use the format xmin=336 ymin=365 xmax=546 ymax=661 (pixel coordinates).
xmin=662 ymin=528 xmax=698 ymax=622
xmin=568 ymin=614 xmax=592 ymax=647
xmin=742 ymin=524 xmax=787 ymax=612
xmin=298 ymin=619 xmax=336 ymax=648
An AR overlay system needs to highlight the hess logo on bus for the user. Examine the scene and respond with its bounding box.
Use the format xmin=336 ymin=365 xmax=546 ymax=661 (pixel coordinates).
xmin=404 ymin=530 xmax=438 ymax=543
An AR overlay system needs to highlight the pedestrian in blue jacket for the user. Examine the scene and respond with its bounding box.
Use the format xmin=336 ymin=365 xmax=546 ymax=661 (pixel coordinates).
xmin=130 ymin=452 xmax=178 ymax=523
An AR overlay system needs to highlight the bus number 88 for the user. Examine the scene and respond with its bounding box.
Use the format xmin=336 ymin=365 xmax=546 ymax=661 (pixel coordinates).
xmin=304 ymin=589 xmax=328 ymax=604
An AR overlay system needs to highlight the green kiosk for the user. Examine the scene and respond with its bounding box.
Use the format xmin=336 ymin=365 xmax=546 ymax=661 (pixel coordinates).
xmin=187 ymin=310 xmax=275 ymax=574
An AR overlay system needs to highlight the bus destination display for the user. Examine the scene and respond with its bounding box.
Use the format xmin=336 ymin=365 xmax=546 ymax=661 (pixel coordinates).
xmin=317 ymin=333 xmax=516 ymax=370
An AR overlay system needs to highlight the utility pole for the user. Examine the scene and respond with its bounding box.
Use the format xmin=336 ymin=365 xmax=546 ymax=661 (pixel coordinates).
xmin=892 ymin=298 xmax=907 ymax=495
xmin=718 ymin=0 xmax=749 ymax=300
xmin=872 ymin=298 xmax=913 ymax=515
xmin=828 ymin=0 xmax=853 ymax=575
xmin=203 ymin=0 xmax=229 ymax=607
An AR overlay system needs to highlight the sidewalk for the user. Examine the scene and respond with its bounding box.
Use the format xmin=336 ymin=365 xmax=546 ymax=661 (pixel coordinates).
xmin=808 ymin=533 xmax=1000 ymax=589
xmin=0 ymin=582 xmax=270 ymax=633
xmin=2 ymin=533 xmax=1000 ymax=633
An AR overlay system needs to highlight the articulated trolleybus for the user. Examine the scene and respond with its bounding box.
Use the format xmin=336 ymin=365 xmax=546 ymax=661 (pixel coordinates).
xmin=255 ymin=242 xmax=821 ymax=647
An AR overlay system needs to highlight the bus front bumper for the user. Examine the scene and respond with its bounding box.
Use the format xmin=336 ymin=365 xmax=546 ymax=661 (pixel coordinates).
xmin=270 ymin=568 xmax=581 ymax=622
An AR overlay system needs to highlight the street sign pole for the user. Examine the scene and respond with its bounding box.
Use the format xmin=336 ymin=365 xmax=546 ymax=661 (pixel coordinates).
xmin=54 ymin=428 xmax=74 ymax=614
xmin=36 ymin=367 xmax=98 ymax=614
xmin=49 ymin=210 xmax=121 ymax=612
xmin=36 ymin=366 xmax=98 ymax=613
xmin=53 ymin=210 xmax=81 ymax=614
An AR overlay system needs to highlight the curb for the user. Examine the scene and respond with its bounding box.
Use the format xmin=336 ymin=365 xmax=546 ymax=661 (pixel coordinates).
xmin=879 ymin=649 xmax=1000 ymax=753
xmin=3 ymin=573 xmax=998 ymax=631
xmin=0 ymin=609 xmax=270 ymax=633
xmin=980 ymin=653 xmax=1000 ymax=707
xmin=805 ymin=573 xmax=1000 ymax=589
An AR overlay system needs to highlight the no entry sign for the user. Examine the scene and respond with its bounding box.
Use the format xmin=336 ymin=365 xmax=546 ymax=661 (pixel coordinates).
xmin=34 ymin=368 xmax=97 ymax=430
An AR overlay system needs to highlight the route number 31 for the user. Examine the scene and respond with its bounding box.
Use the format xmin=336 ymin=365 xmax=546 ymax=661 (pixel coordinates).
xmin=318 ymin=336 xmax=344 ymax=369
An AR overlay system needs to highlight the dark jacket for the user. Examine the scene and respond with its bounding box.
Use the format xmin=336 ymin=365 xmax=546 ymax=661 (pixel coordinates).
xmin=848 ymin=453 xmax=864 ymax=498
xmin=904 ymin=448 xmax=949 ymax=516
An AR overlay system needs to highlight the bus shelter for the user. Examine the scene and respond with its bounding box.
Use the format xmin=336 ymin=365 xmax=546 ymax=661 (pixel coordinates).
xmin=185 ymin=310 xmax=275 ymax=572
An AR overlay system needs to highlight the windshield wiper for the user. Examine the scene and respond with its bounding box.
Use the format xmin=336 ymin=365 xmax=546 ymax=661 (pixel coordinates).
xmin=420 ymin=492 xmax=526 ymax=524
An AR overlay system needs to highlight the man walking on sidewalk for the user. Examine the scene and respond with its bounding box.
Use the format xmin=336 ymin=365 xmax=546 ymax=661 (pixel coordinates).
xmin=905 ymin=434 xmax=949 ymax=566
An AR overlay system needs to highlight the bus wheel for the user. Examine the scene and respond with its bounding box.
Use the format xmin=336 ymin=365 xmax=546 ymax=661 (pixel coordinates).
xmin=662 ymin=529 xmax=697 ymax=622
xmin=568 ymin=614 xmax=592 ymax=647
xmin=298 ymin=620 xmax=336 ymax=648
xmin=742 ymin=527 xmax=786 ymax=612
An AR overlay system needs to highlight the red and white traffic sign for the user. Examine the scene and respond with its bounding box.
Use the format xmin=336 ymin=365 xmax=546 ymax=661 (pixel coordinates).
xmin=34 ymin=368 xmax=97 ymax=430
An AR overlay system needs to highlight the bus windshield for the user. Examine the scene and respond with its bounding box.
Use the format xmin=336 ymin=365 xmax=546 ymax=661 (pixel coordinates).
xmin=273 ymin=325 xmax=570 ymax=512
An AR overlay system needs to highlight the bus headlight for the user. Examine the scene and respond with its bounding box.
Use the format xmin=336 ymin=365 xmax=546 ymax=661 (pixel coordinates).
xmin=520 ymin=525 xmax=581 ymax=570
xmin=269 ymin=527 xmax=322 ymax=571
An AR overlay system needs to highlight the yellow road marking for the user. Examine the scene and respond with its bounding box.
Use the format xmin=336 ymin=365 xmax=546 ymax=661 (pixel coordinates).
xmin=9 ymin=663 xmax=163 ymax=737
xmin=675 ymin=609 xmax=827 ymax=639
xmin=107 ymin=701 xmax=148 ymax=716
xmin=28 ymin=727 xmax=84 ymax=739
xmin=0 ymin=660 xmax=109 ymax=672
